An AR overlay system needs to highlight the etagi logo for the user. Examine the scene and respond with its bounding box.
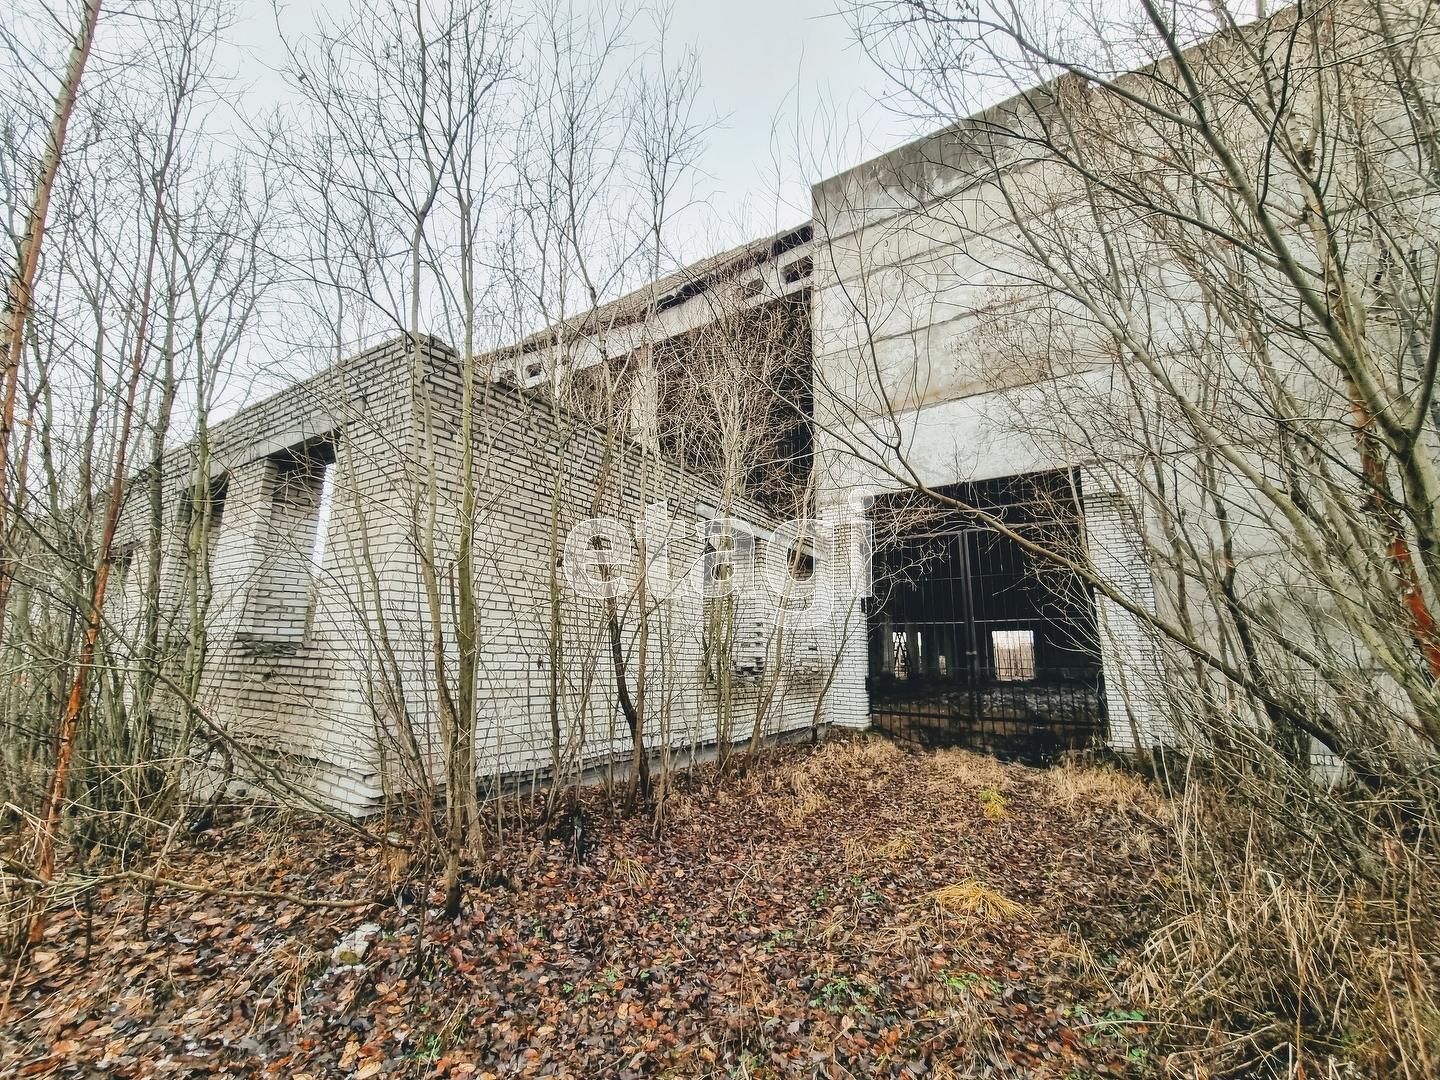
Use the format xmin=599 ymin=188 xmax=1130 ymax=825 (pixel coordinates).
xmin=561 ymin=498 xmax=873 ymax=629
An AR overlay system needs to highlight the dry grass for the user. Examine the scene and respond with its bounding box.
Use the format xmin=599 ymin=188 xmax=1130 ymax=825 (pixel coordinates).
xmin=805 ymin=734 xmax=903 ymax=773
xmin=867 ymin=912 xmax=925 ymax=955
xmin=607 ymin=856 xmax=649 ymax=888
xmin=932 ymin=987 xmax=999 ymax=1062
xmin=810 ymin=912 xmax=851 ymax=949
xmin=928 ymin=748 xmax=1011 ymax=794
xmin=775 ymin=766 xmax=828 ymax=827
xmin=928 ymin=880 xmax=1028 ymax=925
xmin=663 ymin=791 xmax=697 ymax=826
xmin=1047 ymin=761 xmax=1170 ymax=824
xmin=1047 ymin=761 xmax=1169 ymax=865
xmin=1118 ymin=780 xmax=1440 ymax=1075
xmin=977 ymin=788 xmax=1009 ymax=820
xmin=841 ymin=836 xmax=867 ymax=866
xmin=382 ymin=841 xmax=410 ymax=888
xmin=872 ymin=834 xmax=913 ymax=859
xmin=789 ymin=770 xmax=822 ymax=806
xmin=862 ymin=906 xmax=998 ymax=1063
xmin=1047 ymin=927 xmax=1110 ymax=987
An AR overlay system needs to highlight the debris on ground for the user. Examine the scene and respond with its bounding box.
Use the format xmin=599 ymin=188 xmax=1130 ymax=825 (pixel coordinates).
xmin=0 ymin=735 xmax=1173 ymax=1077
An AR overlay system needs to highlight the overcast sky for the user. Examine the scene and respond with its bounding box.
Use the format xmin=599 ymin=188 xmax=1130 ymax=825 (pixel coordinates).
xmin=627 ymin=0 xmax=923 ymax=252
xmin=222 ymin=0 xmax=926 ymax=263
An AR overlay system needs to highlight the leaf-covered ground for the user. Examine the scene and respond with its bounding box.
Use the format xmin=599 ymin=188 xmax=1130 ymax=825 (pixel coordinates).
xmin=1 ymin=735 xmax=1176 ymax=1078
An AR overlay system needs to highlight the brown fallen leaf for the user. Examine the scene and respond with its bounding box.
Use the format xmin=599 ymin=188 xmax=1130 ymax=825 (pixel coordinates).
xmin=339 ymin=1038 xmax=361 ymax=1070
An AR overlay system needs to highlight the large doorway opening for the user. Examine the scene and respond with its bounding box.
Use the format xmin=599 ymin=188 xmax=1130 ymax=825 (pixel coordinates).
xmin=866 ymin=472 xmax=1106 ymax=761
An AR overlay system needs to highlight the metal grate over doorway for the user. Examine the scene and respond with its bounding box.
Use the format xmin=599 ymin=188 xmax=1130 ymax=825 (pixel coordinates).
xmin=866 ymin=474 xmax=1107 ymax=762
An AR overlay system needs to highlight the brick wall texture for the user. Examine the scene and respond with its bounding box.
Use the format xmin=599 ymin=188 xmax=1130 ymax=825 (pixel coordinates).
xmin=134 ymin=338 xmax=869 ymax=815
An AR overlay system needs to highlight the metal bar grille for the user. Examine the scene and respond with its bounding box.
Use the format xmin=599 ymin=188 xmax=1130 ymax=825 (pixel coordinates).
xmin=866 ymin=476 xmax=1107 ymax=762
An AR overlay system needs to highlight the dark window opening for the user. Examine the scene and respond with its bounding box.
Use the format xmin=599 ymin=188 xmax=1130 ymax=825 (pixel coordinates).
xmin=652 ymin=292 xmax=813 ymax=518
xmin=176 ymin=473 xmax=228 ymax=567
xmin=774 ymin=540 xmax=814 ymax=582
xmin=865 ymin=471 xmax=1105 ymax=762
xmin=771 ymin=225 xmax=812 ymax=258
xmin=782 ymin=256 xmax=813 ymax=284
xmin=199 ymin=475 xmax=227 ymax=565
xmin=656 ymin=276 xmax=708 ymax=312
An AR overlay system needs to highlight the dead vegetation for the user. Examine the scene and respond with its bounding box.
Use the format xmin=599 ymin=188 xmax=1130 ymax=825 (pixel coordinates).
xmin=1126 ymin=783 xmax=1439 ymax=1076
xmin=3 ymin=734 xmax=1435 ymax=1077
xmin=1 ymin=735 xmax=1173 ymax=1078
xmin=928 ymin=881 xmax=1028 ymax=925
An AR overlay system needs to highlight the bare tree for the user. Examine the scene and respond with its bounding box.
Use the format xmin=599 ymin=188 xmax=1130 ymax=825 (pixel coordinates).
xmin=0 ymin=0 xmax=273 ymax=946
xmin=0 ymin=0 xmax=101 ymax=640
xmin=496 ymin=0 xmax=712 ymax=818
xmin=820 ymin=0 xmax=1440 ymax=1064
xmin=649 ymin=277 xmax=814 ymax=764
xmin=278 ymin=0 xmax=514 ymax=917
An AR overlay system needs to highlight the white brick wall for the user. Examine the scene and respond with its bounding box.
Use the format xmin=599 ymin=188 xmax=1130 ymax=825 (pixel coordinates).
xmin=1079 ymin=469 xmax=1173 ymax=750
xmin=141 ymin=338 xmax=864 ymax=815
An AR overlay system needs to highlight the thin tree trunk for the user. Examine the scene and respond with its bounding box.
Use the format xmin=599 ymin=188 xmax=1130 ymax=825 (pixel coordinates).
xmin=609 ymin=593 xmax=649 ymax=810
xmin=0 ymin=0 xmax=104 ymax=639
xmin=29 ymin=127 xmax=170 ymax=943
xmin=447 ymin=184 xmax=484 ymax=918
xmin=1350 ymin=390 xmax=1440 ymax=684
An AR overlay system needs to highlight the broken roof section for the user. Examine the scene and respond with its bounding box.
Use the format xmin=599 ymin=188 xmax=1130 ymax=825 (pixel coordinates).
xmin=489 ymin=223 xmax=815 ymax=386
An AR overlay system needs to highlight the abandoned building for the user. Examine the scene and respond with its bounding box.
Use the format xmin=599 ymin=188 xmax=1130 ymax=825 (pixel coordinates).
xmin=124 ymin=142 xmax=1165 ymax=816
xmin=120 ymin=323 xmax=868 ymax=815
xmin=125 ymin=65 xmax=1268 ymax=816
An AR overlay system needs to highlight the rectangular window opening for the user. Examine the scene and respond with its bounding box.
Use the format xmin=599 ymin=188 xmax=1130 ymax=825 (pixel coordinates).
xmin=309 ymin=461 xmax=336 ymax=579
xmin=243 ymin=438 xmax=336 ymax=648
xmin=892 ymin=630 xmax=909 ymax=680
xmin=992 ymin=629 xmax=1036 ymax=681
xmin=201 ymin=475 xmax=228 ymax=564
